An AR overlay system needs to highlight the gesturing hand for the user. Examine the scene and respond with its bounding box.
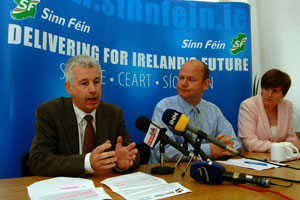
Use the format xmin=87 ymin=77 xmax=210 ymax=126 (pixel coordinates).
xmin=115 ymin=136 xmax=138 ymax=170
xmin=90 ymin=140 xmax=117 ymax=171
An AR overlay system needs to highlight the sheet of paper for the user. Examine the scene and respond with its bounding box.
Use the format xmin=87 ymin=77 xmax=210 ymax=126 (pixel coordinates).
xmin=27 ymin=177 xmax=95 ymax=198
xmin=101 ymin=172 xmax=191 ymax=200
xmin=117 ymin=182 xmax=192 ymax=200
xmin=27 ymin=177 xmax=111 ymax=200
xmin=101 ymin=172 xmax=167 ymax=192
xmin=217 ymin=158 xmax=280 ymax=170
xmin=30 ymin=187 xmax=112 ymax=200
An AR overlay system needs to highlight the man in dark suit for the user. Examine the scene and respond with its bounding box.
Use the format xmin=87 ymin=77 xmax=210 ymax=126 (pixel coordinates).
xmin=28 ymin=55 xmax=140 ymax=177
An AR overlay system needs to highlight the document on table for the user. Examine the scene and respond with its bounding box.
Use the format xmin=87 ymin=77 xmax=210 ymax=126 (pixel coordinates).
xmin=101 ymin=172 xmax=167 ymax=192
xmin=101 ymin=172 xmax=191 ymax=199
xmin=27 ymin=177 xmax=112 ymax=200
xmin=116 ymin=182 xmax=191 ymax=200
xmin=217 ymin=158 xmax=281 ymax=170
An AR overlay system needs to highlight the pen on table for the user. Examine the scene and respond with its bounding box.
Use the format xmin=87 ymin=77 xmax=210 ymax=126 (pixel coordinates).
xmin=243 ymin=161 xmax=268 ymax=166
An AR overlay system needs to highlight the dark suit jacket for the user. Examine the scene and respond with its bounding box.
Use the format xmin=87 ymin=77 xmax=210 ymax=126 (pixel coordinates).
xmin=28 ymin=97 xmax=140 ymax=177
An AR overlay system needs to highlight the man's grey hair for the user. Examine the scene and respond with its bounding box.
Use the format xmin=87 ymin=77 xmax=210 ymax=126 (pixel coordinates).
xmin=65 ymin=55 xmax=101 ymax=85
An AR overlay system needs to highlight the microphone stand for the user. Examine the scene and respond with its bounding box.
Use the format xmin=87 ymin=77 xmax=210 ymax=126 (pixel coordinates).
xmin=172 ymin=129 xmax=210 ymax=177
xmin=174 ymin=129 xmax=196 ymax=168
xmin=181 ymin=134 xmax=210 ymax=177
xmin=174 ymin=138 xmax=188 ymax=168
xmin=151 ymin=139 xmax=174 ymax=174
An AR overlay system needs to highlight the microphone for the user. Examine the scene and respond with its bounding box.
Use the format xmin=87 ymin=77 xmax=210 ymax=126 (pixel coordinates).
xmin=172 ymin=129 xmax=209 ymax=161
xmin=135 ymin=116 xmax=193 ymax=158
xmin=172 ymin=130 xmax=196 ymax=150
xmin=136 ymin=116 xmax=194 ymax=175
xmin=190 ymin=161 xmax=271 ymax=188
xmin=222 ymin=171 xmax=271 ymax=188
xmin=162 ymin=109 xmax=239 ymax=154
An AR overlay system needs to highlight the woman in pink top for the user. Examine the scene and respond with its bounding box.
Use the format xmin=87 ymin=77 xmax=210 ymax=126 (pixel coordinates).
xmin=238 ymin=69 xmax=300 ymax=152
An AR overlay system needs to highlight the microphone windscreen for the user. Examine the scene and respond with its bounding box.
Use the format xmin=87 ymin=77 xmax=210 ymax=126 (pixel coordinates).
xmin=190 ymin=161 xmax=225 ymax=184
xmin=162 ymin=109 xmax=189 ymax=132
xmin=135 ymin=116 xmax=151 ymax=133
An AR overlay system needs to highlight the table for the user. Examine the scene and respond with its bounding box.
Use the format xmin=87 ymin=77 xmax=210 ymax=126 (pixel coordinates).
xmin=1 ymin=152 xmax=300 ymax=200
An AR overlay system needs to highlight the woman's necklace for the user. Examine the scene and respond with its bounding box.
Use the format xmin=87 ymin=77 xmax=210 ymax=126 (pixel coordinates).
xmin=267 ymin=107 xmax=277 ymax=126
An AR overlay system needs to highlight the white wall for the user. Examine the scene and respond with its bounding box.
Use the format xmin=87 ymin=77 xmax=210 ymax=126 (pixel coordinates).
xmin=252 ymin=0 xmax=300 ymax=131
xmin=191 ymin=0 xmax=299 ymax=130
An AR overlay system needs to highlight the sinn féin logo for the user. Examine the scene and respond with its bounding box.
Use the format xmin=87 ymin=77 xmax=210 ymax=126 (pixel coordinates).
xmin=10 ymin=0 xmax=40 ymax=20
xmin=230 ymin=33 xmax=247 ymax=55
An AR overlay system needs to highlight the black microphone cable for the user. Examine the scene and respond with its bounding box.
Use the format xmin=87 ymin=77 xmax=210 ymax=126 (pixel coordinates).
xmin=239 ymin=153 xmax=300 ymax=170
xmin=236 ymin=153 xmax=300 ymax=185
